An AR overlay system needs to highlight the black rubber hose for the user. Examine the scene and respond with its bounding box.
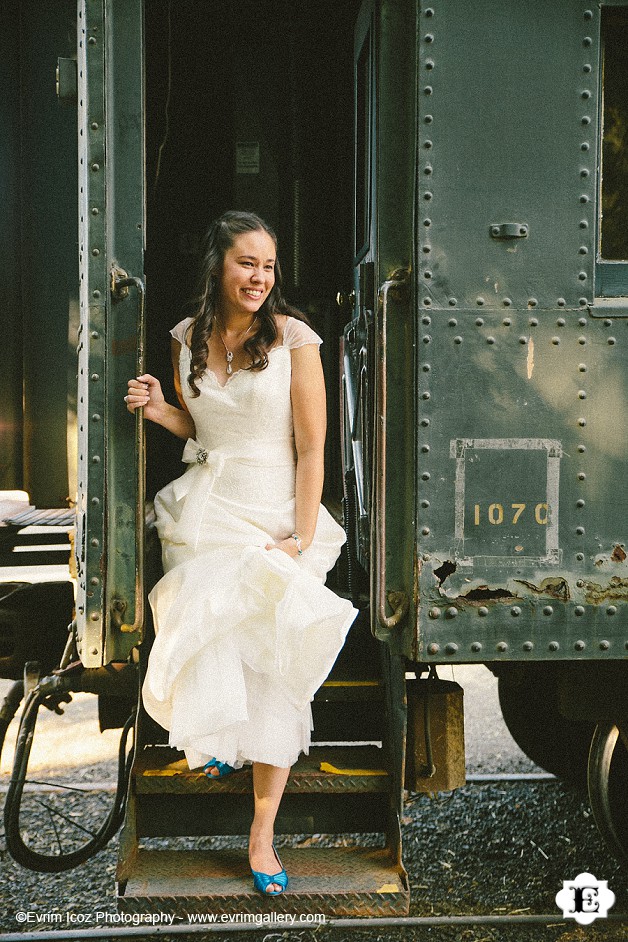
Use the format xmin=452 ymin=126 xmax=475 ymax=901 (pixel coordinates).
xmin=0 ymin=679 xmax=24 ymax=764
xmin=4 ymin=690 xmax=135 ymax=873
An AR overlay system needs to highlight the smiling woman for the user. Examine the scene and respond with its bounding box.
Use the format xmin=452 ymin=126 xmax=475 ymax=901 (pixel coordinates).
xmin=125 ymin=210 xmax=357 ymax=896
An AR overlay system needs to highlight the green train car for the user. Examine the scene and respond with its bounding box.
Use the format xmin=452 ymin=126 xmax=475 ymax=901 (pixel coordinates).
xmin=2 ymin=0 xmax=628 ymax=916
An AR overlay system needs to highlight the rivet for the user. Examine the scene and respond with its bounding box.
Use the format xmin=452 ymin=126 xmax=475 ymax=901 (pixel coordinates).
xmin=424 ymin=164 xmax=433 ymax=174
xmin=576 ymin=553 xmax=584 ymax=561
xmin=424 ymin=140 xmax=433 ymax=149
xmin=424 ymin=86 xmax=433 ymax=96
xmin=575 ymin=606 xmax=585 ymax=616
xmin=578 ymin=319 xmax=587 ymax=327
xmin=93 ymin=290 xmax=100 ymax=299
xmin=91 ymin=162 xmax=100 ymax=171
xmin=511 ymin=606 xmax=521 ymax=617
xmin=421 ymin=445 xmax=430 ymax=453
xmin=422 ymin=391 xmax=431 ymax=400
xmin=578 ymin=272 xmax=587 ymax=281
xmin=92 ymin=454 xmax=100 ymax=464
xmin=496 ymin=641 xmax=508 ymax=653
xmin=476 ymin=297 xmax=485 ymax=306
xmin=424 ymin=218 xmax=432 ymax=225
xmin=578 ymin=363 xmax=587 ymax=372
xmin=425 ymin=59 xmax=434 ymax=70
xmin=448 ymin=318 xmax=457 ymax=327
xmin=557 ymin=318 xmax=566 ymax=327
xmin=578 ymin=472 xmax=586 ymax=480
xmin=576 ymin=526 xmax=585 ymax=535
xmin=583 ymin=64 xmax=592 ymax=73
xmin=581 ymin=142 xmax=590 ymax=151
xmin=427 ymin=644 xmax=440 ymax=656
xmin=445 ymin=642 xmax=458 ymax=655
xmin=424 ymin=192 xmax=433 ymax=200
xmin=91 ymin=330 xmax=99 ymax=339
xmin=528 ymin=298 xmax=538 ymax=307
xmin=529 ymin=318 xmax=538 ymax=326
xmin=424 ymin=270 xmax=432 ymax=278
xmin=552 ymin=337 xmax=560 ymax=345
xmin=503 ymin=300 xmax=512 ymax=309
xmin=454 ymin=336 xmax=463 ymax=345
xmin=607 ymin=606 xmax=617 ymax=616
xmin=582 ymin=116 xmax=591 ymax=125
xmin=574 ymin=640 xmax=585 ymax=651
xmin=576 ymin=499 xmax=585 ymax=508
xmin=579 ymin=195 xmax=589 ymax=204
xmin=557 ymin=297 xmax=566 ymax=306
xmin=491 ymin=225 xmax=501 ymax=236
xmin=422 ymin=472 xmax=431 ymax=481
xmin=580 ymin=169 xmax=589 ymax=178
xmin=548 ymin=641 xmax=559 ymax=651
xmin=519 ymin=336 xmax=527 ymax=345
xmin=91 ymin=496 xmax=100 ymax=506
xmin=584 ymin=10 xmax=593 ymax=19
xmin=471 ymin=641 xmax=483 ymax=652
xmin=90 ymin=537 xmax=99 ymax=546
xmin=486 ymin=336 xmax=495 ymax=345
xmin=478 ymin=607 xmax=488 ymax=618
xmin=522 ymin=641 xmax=534 ymax=652
xmin=91 ymin=373 xmax=100 ymax=382
xmin=445 ymin=607 xmax=458 ymax=619
xmin=91 ymin=207 xmax=99 ymax=215
xmin=578 ymin=390 xmax=586 ymax=400
xmin=90 ymin=576 xmax=99 ymax=586
xmin=424 ymin=33 xmax=434 ymax=42
xmin=423 ymin=245 xmax=432 ymax=253
xmin=608 ymin=337 xmax=616 ymax=345
xmin=88 ymin=35 xmax=96 ymax=44
xmin=583 ymin=37 xmax=592 ymax=47
xmin=420 ymin=418 xmax=430 ymax=427
xmin=578 ymin=336 xmax=587 ymax=344
xmin=502 ymin=317 xmax=511 ymax=326
xmin=449 ymin=297 xmax=457 ymax=306
xmin=604 ymin=319 xmax=612 ymax=327
xmin=422 ymin=527 xmax=430 ymax=536
xmin=421 ymin=499 xmax=430 ymax=508
xmin=475 ymin=318 xmax=484 ymax=326
xmin=91 ymin=248 xmax=100 ymax=256
xmin=600 ymin=640 xmax=610 ymax=651
xmin=543 ymin=606 xmax=554 ymax=616
xmin=580 ymin=220 xmax=589 ymax=228
xmin=581 ymin=89 xmax=591 ymax=99
xmin=425 ymin=7 xmax=434 ymax=15
xmin=422 ymin=315 xmax=431 ymax=325
xmin=91 ymin=122 xmax=99 ymax=130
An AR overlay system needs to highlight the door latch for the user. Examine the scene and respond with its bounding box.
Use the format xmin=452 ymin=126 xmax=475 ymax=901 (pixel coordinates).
xmin=490 ymin=223 xmax=529 ymax=239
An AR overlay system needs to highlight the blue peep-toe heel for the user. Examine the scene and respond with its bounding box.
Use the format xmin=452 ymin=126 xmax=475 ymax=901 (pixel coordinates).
xmin=250 ymin=845 xmax=288 ymax=896
xmin=202 ymin=757 xmax=236 ymax=778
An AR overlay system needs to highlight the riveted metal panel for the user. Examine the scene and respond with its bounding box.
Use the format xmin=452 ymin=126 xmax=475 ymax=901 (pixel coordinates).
xmin=75 ymin=0 xmax=144 ymax=666
xmin=417 ymin=0 xmax=600 ymax=311
xmin=415 ymin=310 xmax=628 ymax=661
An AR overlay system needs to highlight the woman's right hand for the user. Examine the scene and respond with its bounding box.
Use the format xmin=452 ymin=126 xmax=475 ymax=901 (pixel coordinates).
xmin=125 ymin=374 xmax=165 ymax=423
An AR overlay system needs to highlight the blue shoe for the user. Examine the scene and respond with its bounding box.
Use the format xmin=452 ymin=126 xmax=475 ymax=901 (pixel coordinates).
xmin=251 ymin=845 xmax=288 ymax=896
xmin=202 ymin=757 xmax=236 ymax=778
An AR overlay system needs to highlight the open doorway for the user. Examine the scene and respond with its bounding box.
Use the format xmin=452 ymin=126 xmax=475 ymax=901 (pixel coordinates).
xmin=143 ymin=0 xmax=360 ymax=501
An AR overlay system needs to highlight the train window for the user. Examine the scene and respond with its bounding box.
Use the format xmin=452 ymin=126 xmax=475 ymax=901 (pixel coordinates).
xmin=355 ymin=29 xmax=371 ymax=260
xmin=598 ymin=7 xmax=628 ymax=275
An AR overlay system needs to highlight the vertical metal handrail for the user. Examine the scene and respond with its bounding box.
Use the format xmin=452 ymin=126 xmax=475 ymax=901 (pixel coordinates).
xmin=373 ymin=277 xmax=409 ymax=630
xmin=112 ymin=272 xmax=146 ymax=638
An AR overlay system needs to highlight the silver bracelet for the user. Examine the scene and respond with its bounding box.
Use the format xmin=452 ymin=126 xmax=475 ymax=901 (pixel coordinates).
xmin=291 ymin=532 xmax=303 ymax=556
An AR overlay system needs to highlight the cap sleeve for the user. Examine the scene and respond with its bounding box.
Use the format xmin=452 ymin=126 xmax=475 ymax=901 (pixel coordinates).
xmin=169 ymin=316 xmax=194 ymax=346
xmin=283 ymin=317 xmax=323 ymax=350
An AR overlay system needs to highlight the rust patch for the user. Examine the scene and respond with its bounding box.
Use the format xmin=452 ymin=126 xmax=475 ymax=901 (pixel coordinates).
xmin=514 ymin=577 xmax=570 ymax=601
xmin=584 ymin=576 xmax=628 ymax=605
xmin=611 ymin=544 xmax=627 ymax=563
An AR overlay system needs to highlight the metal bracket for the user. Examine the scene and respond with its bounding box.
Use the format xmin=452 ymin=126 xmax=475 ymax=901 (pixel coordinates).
xmin=490 ymin=223 xmax=529 ymax=240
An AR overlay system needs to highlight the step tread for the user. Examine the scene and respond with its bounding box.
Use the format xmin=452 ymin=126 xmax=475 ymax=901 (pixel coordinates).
xmin=135 ymin=745 xmax=390 ymax=794
xmin=119 ymin=846 xmax=409 ymax=917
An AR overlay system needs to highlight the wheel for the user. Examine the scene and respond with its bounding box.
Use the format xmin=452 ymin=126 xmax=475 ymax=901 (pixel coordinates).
xmin=588 ymin=722 xmax=628 ymax=862
xmin=497 ymin=665 xmax=595 ymax=785
xmin=3 ymin=685 xmax=135 ymax=872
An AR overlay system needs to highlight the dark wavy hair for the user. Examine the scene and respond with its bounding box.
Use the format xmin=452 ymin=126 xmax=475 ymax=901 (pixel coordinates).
xmin=186 ymin=210 xmax=309 ymax=397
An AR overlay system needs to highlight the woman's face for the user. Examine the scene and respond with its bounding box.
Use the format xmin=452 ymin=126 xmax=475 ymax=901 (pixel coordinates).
xmin=218 ymin=229 xmax=276 ymax=320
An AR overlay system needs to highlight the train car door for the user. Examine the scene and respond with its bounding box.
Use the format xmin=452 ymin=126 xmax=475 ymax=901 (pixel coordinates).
xmin=75 ymin=0 xmax=145 ymax=667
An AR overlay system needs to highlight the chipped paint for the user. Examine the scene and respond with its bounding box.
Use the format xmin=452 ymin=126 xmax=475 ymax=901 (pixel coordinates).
xmin=584 ymin=577 xmax=628 ymax=605
xmin=513 ymin=577 xmax=570 ymax=601
xmin=526 ymin=337 xmax=534 ymax=380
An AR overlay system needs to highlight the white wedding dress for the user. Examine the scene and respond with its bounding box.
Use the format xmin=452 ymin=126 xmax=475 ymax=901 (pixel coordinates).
xmin=142 ymin=315 xmax=358 ymax=770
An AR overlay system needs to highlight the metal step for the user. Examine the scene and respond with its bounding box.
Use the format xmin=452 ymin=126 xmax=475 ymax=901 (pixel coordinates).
xmin=134 ymin=744 xmax=389 ymax=795
xmin=118 ymin=845 xmax=409 ymax=917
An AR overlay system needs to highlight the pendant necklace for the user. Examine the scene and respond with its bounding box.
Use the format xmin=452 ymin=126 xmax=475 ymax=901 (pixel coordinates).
xmin=219 ymin=316 xmax=257 ymax=375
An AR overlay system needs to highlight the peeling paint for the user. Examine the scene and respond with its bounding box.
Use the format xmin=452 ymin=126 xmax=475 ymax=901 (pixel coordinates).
xmin=526 ymin=337 xmax=534 ymax=380
xmin=611 ymin=544 xmax=627 ymax=563
xmin=584 ymin=576 xmax=628 ymax=605
xmin=513 ymin=577 xmax=570 ymax=602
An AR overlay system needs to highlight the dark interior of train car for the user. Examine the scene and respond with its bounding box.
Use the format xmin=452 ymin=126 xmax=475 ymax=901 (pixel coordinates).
xmin=144 ymin=1 xmax=360 ymax=504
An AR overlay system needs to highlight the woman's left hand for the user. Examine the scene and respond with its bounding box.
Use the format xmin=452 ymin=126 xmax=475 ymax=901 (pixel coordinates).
xmin=265 ymin=537 xmax=300 ymax=558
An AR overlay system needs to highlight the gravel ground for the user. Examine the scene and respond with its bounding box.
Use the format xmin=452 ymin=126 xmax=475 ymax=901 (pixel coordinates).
xmin=1 ymin=666 xmax=626 ymax=942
